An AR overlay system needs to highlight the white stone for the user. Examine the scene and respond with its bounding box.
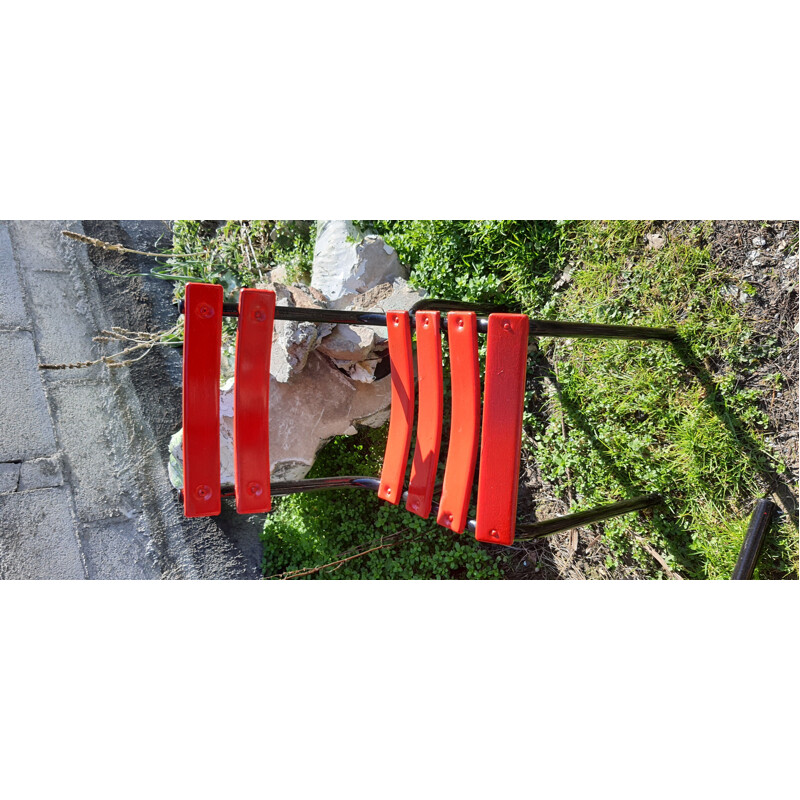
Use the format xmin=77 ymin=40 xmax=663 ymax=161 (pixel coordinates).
xmin=311 ymin=221 xmax=408 ymax=301
xmin=169 ymin=354 xmax=392 ymax=489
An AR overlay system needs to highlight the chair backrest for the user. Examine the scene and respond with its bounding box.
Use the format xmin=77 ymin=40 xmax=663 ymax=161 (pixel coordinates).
xmin=181 ymin=282 xmax=530 ymax=545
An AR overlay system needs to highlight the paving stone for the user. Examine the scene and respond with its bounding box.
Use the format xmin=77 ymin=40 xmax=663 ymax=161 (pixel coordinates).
xmin=6 ymin=220 xmax=71 ymax=273
xmin=0 ymin=488 xmax=85 ymax=579
xmin=0 ymin=463 xmax=20 ymax=494
xmin=0 ymin=223 xmax=28 ymax=329
xmin=19 ymin=267 xmax=101 ymax=373
xmin=18 ymin=455 xmax=64 ymax=491
xmin=78 ymin=519 xmax=159 ymax=579
xmin=0 ymin=330 xmax=58 ymax=462
xmin=47 ymin=380 xmax=135 ymax=522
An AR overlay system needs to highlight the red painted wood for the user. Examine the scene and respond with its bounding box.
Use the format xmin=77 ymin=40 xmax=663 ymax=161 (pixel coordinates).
xmin=182 ymin=282 xmax=223 ymax=517
xmin=437 ymin=312 xmax=480 ymax=533
xmin=234 ymin=288 xmax=275 ymax=514
xmin=378 ymin=311 xmax=415 ymax=505
xmin=475 ymin=314 xmax=529 ymax=545
xmin=406 ymin=311 xmax=443 ymax=519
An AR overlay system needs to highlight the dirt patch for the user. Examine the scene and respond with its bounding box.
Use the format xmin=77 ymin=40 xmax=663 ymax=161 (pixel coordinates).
xmin=504 ymin=220 xmax=798 ymax=581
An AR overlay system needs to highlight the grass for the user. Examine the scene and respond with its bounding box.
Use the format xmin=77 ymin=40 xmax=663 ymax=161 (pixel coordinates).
xmin=169 ymin=219 xmax=798 ymax=580
xmin=366 ymin=220 xmax=797 ymax=580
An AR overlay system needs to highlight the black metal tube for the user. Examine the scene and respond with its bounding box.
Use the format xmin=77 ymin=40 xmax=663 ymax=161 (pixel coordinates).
xmin=731 ymin=499 xmax=775 ymax=580
xmin=177 ymin=298 xmax=677 ymax=341
xmin=509 ymin=493 xmax=663 ymax=540
xmin=527 ymin=319 xmax=678 ymax=341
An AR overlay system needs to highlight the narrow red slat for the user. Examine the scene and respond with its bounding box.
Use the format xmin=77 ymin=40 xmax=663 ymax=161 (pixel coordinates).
xmin=437 ymin=312 xmax=480 ymax=533
xmin=234 ymin=288 xmax=276 ymax=513
xmin=378 ymin=311 xmax=415 ymax=505
xmin=475 ymin=314 xmax=529 ymax=545
xmin=406 ymin=311 xmax=443 ymax=519
xmin=182 ymin=282 xmax=223 ymax=517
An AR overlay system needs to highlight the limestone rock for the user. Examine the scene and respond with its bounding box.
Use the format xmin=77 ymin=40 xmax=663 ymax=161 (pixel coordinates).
xmin=258 ymin=280 xmax=334 ymax=383
xmin=168 ymin=354 xmax=392 ymax=489
xmin=311 ymin=220 xmax=408 ymax=301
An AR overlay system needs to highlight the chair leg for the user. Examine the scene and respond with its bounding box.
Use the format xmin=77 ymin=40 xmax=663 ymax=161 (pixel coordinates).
xmin=507 ymin=494 xmax=663 ymax=541
xmin=528 ymin=319 xmax=678 ymax=341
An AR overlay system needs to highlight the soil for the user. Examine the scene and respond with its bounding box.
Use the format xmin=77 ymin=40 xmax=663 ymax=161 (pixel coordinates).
xmin=503 ymin=220 xmax=799 ymax=581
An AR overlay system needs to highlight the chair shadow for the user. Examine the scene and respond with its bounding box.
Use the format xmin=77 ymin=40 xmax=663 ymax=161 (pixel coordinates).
xmin=528 ymin=335 xmax=797 ymax=579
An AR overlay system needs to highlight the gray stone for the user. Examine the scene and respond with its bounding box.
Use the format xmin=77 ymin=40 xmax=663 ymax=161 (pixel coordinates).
xmin=0 ymin=223 xmax=28 ymax=329
xmin=266 ymin=352 xmax=392 ymax=479
xmin=0 ymin=331 xmax=58 ymax=462
xmin=78 ymin=518 xmax=159 ymax=579
xmin=311 ymin=220 xmax=408 ymax=301
xmin=169 ymin=352 xmax=392 ymax=487
xmin=329 ymin=277 xmax=426 ymax=313
xmin=0 ymin=463 xmax=20 ymax=494
xmin=0 ymin=488 xmax=86 ymax=579
xmin=317 ymin=324 xmax=381 ymax=363
xmin=646 ymin=233 xmax=665 ymax=250
xmin=752 ymin=236 xmax=766 ymax=247
xmin=18 ymin=454 xmax=64 ymax=491
xmin=262 ymin=281 xmax=334 ymax=383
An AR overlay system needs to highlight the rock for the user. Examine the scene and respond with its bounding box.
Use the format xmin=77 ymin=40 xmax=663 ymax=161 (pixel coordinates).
xmin=722 ymin=283 xmax=751 ymax=304
xmin=311 ymin=220 xmax=408 ymax=301
xmin=317 ymin=324 xmax=380 ymax=363
xmin=752 ymin=236 xmax=766 ymax=247
xmin=645 ymin=233 xmax=665 ymax=250
xmin=259 ymin=280 xmax=334 ymax=383
xmin=168 ymin=354 xmax=392 ymax=488
xmin=330 ymin=276 xmax=426 ymax=313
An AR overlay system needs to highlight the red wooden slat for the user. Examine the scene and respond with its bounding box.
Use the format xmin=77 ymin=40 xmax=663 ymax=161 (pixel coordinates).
xmin=234 ymin=288 xmax=275 ymax=514
xmin=378 ymin=311 xmax=415 ymax=505
xmin=406 ymin=311 xmax=443 ymax=519
xmin=437 ymin=312 xmax=480 ymax=533
xmin=475 ymin=314 xmax=529 ymax=545
xmin=182 ymin=282 xmax=223 ymax=517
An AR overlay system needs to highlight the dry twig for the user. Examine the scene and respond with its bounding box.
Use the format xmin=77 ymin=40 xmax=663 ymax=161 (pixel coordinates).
xmin=61 ymin=229 xmax=202 ymax=259
xmin=39 ymin=326 xmax=180 ymax=370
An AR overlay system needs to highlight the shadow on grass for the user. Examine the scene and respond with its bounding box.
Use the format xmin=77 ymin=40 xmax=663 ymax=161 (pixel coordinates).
xmin=530 ymin=335 xmax=797 ymax=579
xmin=670 ymin=339 xmax=798 ymax=532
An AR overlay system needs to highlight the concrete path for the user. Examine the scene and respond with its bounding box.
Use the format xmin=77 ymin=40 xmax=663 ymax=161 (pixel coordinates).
xmin=0 ymin=220 xmax=263 ymax=579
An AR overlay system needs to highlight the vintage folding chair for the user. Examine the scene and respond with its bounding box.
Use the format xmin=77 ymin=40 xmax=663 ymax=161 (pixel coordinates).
xmin=179 ymin=282 xmax=675 ymax=545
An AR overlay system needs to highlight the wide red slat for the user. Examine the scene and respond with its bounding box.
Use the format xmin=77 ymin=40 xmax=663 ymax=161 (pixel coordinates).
xmin=378 ymin=311 xmax=415 ymax=505
xmin=406 ymin=311 xmax=443 ymax=519
xmin=182 ymin=282 xmax=223 ymax=517
xmin=475 ymin=314 xmax=529 ymax=545
xmin=234 ymin=288 xmax=275 ymax=513
xmin=437 ymin=312 xmax=480 ymax=533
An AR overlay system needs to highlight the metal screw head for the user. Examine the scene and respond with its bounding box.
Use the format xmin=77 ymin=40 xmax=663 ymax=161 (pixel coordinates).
xmin=253 ymin=309 xmax=267 ymax=323
xmin=445 ymin=513 xmax=454 ymax=526
xmin=197 ymin=303 xmax=214 ymax=319
xmin=503 ymin=322 xmax=512 ymax=332
xmin=392 ymin=315 xmax=400 ymax=326
xmin=385 ymin=486 xmax=392 ymax=496
xmin=490 ymin=528 xmax=500 ymax=540
xmin=196 ymin=484 xmax=212 ymax=500
xmin=456 ymin=318 xmax=464 ymax=329
xmin=248 ymin=482 xmax=263 ymax=496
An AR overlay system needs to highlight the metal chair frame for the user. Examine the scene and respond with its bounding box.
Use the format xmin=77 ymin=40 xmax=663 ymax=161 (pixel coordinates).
xmin=178 ymin=285 xmax=675 ymax=545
